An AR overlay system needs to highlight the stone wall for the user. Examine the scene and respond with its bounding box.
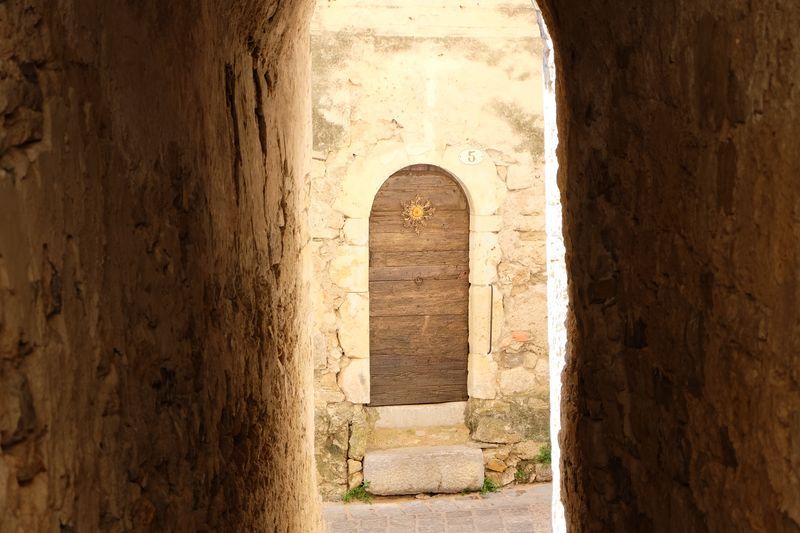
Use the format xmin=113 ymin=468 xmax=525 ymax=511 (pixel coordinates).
xmin=540 ymin=1 xmax=800 ymax=531
xmin=2 ymin=0 xmax=799 ymax=530
xmin=0 ymin=1 xmax=320 ymax=530
xmin=309 ymin=0 xmax=550 ymax=499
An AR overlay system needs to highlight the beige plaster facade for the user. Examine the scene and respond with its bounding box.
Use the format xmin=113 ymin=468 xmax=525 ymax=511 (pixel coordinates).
xmin=310 ymin=0 xmax=550 ymax=499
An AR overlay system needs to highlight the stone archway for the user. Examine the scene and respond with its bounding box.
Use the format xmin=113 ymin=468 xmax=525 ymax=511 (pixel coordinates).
xmin=331 ymin=145 xmax=503 ymax=406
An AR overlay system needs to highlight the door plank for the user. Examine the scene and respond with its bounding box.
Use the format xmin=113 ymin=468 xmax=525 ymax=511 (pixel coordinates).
xmin=370 ymin=357 xmax=468 ymax=406
xmin=370 ymin=315 xmax=468 ymax=355
xmin=369 ymin=385 xmax=468 ymax=406
xmin=370 ymin=353 xmax=468 ymax=372
xmin=371 ymin=175 xmax=468 ymax=212
xmin=369 ymin=210 xmax=468 ymax=233
xmin=369 ymin=279 xmax=469 ymax=316
xmin=369 ymin=264 xmax=469 ymax=281
xmin=369 ymin=230 xmax=468 ymax=253
xmin=370 ymin=250 xmax=468 ymax=268
xmin=370 ymin=370 xmax=468 ymax=405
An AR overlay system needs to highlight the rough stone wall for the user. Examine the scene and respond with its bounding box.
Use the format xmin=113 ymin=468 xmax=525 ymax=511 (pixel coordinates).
xmin=310 ymin=0 xmax=550 ymax=499
xmin=537 ymin=1 xmax=800 ymax=531
xmin=0 ymin=1 xmax=320 ymax=531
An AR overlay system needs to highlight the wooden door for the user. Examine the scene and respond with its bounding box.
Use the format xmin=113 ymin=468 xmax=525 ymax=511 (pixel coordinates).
xmin=369 ymin=165 xmax=469 ymax=406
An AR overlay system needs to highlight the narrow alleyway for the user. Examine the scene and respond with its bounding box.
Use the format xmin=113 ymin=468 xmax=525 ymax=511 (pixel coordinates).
xmin=4 ymin=1 xmax=799 ymax=531
xmin=324 ymin=484 xmax=551 ymax=533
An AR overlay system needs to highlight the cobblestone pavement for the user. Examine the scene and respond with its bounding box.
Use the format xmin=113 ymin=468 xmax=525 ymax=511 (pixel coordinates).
xmin=323 ymin=483 xmax=551 ymax=533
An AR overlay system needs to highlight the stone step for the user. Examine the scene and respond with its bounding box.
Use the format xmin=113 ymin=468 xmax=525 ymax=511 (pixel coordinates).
xmin=368 ymin=424 xmax=471 ymax=450
xmin=370 ymin=401 xmax=467 ymax=429
xmin=366 ymin=401 xmax=471 ymax=450
xmin=363 ymin=445 xmax=484 ymax=496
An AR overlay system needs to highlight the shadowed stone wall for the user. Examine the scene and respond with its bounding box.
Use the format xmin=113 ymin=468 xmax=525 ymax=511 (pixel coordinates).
xmin=539 ymin=1 xmax=800 ymax=531
xmin=0 ymin=1 xmax=319 ymax=530
xmin=1 ymin=0 xmax=798 ymax=531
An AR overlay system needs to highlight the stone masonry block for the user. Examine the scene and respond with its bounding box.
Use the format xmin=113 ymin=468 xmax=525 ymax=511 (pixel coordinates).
xmin=343 ymin=218 xmax=368 ymax=245
xmin=470 ymin=215 xmax=502 ymax=232
xmin=338 ymin=359 xmax=369 ymax=404
xmin=469 ymin=285 xmax=493 ymax=355
xmin=468 ymin=352 xmax=498 ymax=399
xmin=506 ymin=165 xmax=534 ymax=190
xmin=330 ymin=245 xmax=368 ymax=292
xmin=470 ymin=231 xmax=500 ymax=285
xmin=498 ymin=367 xmax=537 ymax=395
xmin=337 ymin=292 xmax=369 ymax=358
xmin=363 ymin=445 xmax=484 ymax=495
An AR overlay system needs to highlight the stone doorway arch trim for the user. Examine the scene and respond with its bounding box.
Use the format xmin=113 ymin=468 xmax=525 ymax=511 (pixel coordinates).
xmin=334 ymin=144 xmax=501 ymax=404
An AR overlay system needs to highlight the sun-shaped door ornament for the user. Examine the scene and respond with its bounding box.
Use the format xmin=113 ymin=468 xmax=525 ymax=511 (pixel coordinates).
xmin=401 ymin=195 xmax=436 ymax=234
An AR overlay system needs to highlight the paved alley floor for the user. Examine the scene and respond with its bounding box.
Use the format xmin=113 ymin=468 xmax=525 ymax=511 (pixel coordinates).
xmin=323 ymin=483 xmax=552 ymax=533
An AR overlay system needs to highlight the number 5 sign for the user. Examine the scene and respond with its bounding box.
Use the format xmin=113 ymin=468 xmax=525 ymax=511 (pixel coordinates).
xmin=459 ymin=148 xmax=484 ymax=165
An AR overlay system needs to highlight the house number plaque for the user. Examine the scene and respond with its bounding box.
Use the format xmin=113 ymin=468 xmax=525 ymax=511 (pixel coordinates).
xmin=459 ymin=148 xmax=484 ymax=165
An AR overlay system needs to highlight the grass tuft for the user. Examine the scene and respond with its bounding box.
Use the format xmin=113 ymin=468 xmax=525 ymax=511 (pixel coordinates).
xmin=343 ymin=482 xmax=372 ymax=503
xmin=480 ymin=478 xmax=499 ymax=495
xmin=536 ymin=443 xmax=552 ymax=465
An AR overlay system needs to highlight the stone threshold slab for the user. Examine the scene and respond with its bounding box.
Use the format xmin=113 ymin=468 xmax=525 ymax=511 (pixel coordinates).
xmin=370 ymin=401 xmax=467 ymax=429
xmin=364 ymin=444 xmax=484 ymax=496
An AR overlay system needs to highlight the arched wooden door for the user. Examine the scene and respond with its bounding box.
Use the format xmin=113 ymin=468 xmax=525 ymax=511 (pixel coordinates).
xmin=369 ymin=165 xmax=469 ymax=406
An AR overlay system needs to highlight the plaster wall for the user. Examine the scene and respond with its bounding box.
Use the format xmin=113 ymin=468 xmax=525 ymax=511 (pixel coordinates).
xmin=309 ymin=0 xmax=551 ymax=499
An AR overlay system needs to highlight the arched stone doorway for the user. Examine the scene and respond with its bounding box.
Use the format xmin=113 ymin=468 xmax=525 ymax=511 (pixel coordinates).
xmin=309 ymin=1 xmax=554 ymax=504
xmin=368 ymin=164 xmax=470 ymax=406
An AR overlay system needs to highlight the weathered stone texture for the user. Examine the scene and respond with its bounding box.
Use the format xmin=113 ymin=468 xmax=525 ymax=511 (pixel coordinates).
xmin=0 ymin=1 xmax=320 ymax=531
xmin=3 ymin=0 xmax=799 ymax=530
xmin=309 ymin=0 xmax=551 ymax=498
xmin=363 ymin=445 xmax=484 ymax=495
xmin=540 ymin=1 xmax=800 ymax=531
xmin=467 ymin=399 xmax=549 ymax=445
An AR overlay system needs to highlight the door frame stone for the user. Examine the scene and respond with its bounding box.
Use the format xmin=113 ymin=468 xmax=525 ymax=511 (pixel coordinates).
xmin=334 ymin=144 xmax=501 ymax=404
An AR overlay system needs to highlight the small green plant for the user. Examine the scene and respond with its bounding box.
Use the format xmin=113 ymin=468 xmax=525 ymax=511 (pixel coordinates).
xmin=514 ymin=466 xmax=527 ymax=483
xmin=480 ymin=478 xmax=499 ymax=495
xmin=343 ymin=481 xmax=372 ymax=503
xmin=536 ymin=442 xmax=552 ymax=465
